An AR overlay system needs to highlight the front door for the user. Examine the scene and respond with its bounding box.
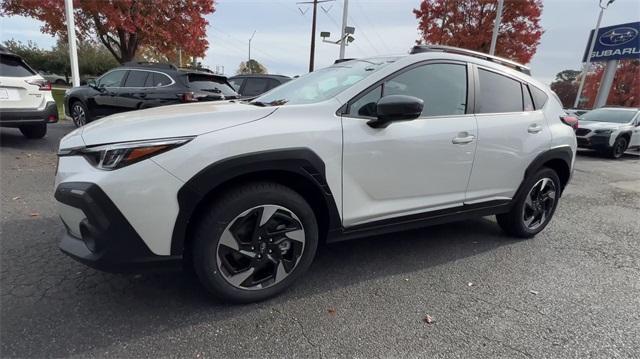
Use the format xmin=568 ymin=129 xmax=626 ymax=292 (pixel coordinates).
xmin=341 ymin=62 xmax=477 ymax=227
xmin=92 ymin=69 xmax=127 ymax=117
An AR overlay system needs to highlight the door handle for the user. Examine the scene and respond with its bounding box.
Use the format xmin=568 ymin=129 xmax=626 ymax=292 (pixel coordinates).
xmin=452 ymin=134 xmax=475 ymax=144
xmin=528 ymin=124 xmax=543 ymax=134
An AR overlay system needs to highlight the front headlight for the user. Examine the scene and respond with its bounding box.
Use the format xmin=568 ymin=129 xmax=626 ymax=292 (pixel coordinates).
xmin=58 ymin=136 xmax=194 ymax=170
xmin=594 ymin=129 xmax=613 ymax=135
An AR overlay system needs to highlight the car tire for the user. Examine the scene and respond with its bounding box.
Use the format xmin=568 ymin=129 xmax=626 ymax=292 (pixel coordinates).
xmin=496 ymin=167 xmax=561 ymax=239
xmin=19 ymin=124 xmax=47 ymax=139
xmin=608 ymin=136 xmax=628 ymax=159
xmin=70 ymin=100 xmax=89 ymax=127
xmin=192 ymin=182 xmax=318 ymax=303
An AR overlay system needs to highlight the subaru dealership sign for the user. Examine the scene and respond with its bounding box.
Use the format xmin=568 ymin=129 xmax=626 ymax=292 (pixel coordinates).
xmin=582 ymin=21 xmax=640 ymax=62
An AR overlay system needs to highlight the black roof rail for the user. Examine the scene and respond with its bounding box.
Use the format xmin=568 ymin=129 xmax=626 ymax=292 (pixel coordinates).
xmin=410 ymin=45 xmax=531 ymax=75
xmin=122 ymin=61 xmax=177 ymax=70
xmin=334 ymin=58 xmax=355 ymax=64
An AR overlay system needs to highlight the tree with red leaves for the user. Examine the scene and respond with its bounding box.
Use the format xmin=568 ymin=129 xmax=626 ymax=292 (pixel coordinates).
xmin=1 ymin=0 xmax=215 ymax=64
xmin=414 ymin=0 xmax=543 ymax=64
xmin=581 ymin=60 xmax=640 ymax=108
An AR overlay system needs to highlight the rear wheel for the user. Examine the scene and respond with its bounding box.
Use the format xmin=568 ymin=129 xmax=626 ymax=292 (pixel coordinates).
xmin=19 ymin=124 xmax=46 ymax=139
xmin=608 ymin=136 xmax=628 ymax=159
xmin=497 ymin=167 xmax=560 ymax=238
xmin=192 ymin=182 xmax=318 ymax=303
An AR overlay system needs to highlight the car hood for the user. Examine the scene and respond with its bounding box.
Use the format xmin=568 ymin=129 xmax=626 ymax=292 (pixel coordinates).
xmin=71 ymin=101 xmax=276 ymax=146
xmin=578 ymin=120 xmax=626 ymax=131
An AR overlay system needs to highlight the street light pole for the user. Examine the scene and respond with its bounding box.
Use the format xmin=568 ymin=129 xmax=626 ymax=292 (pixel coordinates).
xmin=338 ymin=0 xmax=349 ymax=59
xmin=64 ymin=0 xmax=80 ymax=87
xmin=573 ymin=0 xmax=615 ymax=108
xmin=489 ymin=0 xmax=504 ymax=55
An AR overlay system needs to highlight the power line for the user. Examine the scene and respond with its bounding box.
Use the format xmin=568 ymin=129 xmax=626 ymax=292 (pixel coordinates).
xmin=354 ymin=0 xmax=392 ymax=53
xmin=348 ymin=14 xmax=381 ymax=55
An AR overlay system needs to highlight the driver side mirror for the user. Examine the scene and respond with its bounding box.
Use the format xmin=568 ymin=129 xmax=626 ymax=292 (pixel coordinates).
xmin=367 ymin=95 xmax=424 ymax=129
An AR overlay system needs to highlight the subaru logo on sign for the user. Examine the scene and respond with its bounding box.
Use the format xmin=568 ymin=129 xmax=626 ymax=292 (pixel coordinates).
xmin=599 ymin=27 xmax=638 ymax=46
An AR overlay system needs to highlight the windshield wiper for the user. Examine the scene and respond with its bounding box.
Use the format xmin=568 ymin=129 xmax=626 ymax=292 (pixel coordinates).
xmin=250 ymin=101 xmax=268 ymax=107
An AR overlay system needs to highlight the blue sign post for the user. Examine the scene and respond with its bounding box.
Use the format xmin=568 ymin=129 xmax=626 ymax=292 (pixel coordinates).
xmin=582 ymin=21 xmax=640 ymax=62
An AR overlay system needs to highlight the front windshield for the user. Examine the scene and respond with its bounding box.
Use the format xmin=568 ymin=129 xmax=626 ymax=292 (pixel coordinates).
xmin=580 ymin=109 xmax=637 ymax=124
xmin=252 ymin=58 xmax=398 ymax=106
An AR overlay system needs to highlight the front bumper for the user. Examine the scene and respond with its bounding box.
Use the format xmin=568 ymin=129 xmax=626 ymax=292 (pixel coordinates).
xmin=0 ymin=101 xmax=58 ymax=127
xmin=576 ymin=133 xmax=611 ymax=150
xmin=55 ymin=182 xmax=182 ymax=273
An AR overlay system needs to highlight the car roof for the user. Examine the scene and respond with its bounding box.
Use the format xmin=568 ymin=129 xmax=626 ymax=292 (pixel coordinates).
xmin=598 ymin=106 xmax=639 ymax=111
xmin=0 ymin=45 xmax=20 ymax=59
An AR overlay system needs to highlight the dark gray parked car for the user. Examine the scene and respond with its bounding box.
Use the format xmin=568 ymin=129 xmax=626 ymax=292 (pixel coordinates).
xmin=228 ymin=74 xmax=291 ymax=98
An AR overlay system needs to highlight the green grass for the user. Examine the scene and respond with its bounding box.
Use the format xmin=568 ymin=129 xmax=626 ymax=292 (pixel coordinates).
xmin=51 ymin=88 xmax=66 ymax=120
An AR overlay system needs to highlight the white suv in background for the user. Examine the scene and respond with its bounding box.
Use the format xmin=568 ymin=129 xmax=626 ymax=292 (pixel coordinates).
xmin=0 ymin=46 xmax=58 ymax=138
xmin=55 ymin=46 xmax=577 ymax=303
xmin=575 ymin=107 xmax=640 ymax=158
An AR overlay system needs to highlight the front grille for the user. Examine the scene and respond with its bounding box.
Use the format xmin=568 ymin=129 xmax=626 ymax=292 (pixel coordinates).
xmin=575 ymin=128 xmax=591 ymax=136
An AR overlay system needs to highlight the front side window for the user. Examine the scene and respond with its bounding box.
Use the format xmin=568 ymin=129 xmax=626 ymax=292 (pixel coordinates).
xmin=229 ymin=78 xmax=244 ymax=91
xmin=98 ymin=70 xmax=126 ymax=87
xmin=348 ymin=63 xmax=467 ymax=118
xmin=253 ymin=57 xmax=397 ymax=106
xmin=476 ymin=69 xmax=523 ymax=113
xmin=243 ymin=78 xmax=269 ymax=97
xmin=123 ymin=70 xmax=149 ymax=87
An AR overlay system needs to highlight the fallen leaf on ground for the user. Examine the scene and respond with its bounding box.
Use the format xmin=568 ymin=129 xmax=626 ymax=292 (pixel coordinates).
xmin=467 ymin=282 xmax=474 ymax=287
xmin=423 ymin=315 xmax=434 ymax=324
xmin=327 ymin=308 xmax=336 ymax=316
xmin=529 ymin=290 xmax=539 ymax=295
xmin=12 ymin=196 xmax=20 ymax=201
xmin=30 ymin=212 xmax=39 ymax=217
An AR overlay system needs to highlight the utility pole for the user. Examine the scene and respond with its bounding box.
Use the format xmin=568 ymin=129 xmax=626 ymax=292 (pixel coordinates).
xmin=298 ymin=0 xmax=333 ymax=72
xmin=489 ymin=0 xmax=504 ymax=55
xmin=573 ymin=0 xmax=615 ymax=109
xmin=64 ymin=0 xmax=80 ymax=87
xmin=248 ymin=30 xmax=256 ymax=63
xmin=339 ymin=0 xmax=349 ymax=59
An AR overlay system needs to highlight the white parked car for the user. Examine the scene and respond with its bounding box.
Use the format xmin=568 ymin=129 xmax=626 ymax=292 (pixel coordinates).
xmin=0 ymin=46 xmax=58 ymax=138
xmin=55 ymin=46 xmax=577 ymax=302
xmin=575 ymin=107 xmax=640 ymax=158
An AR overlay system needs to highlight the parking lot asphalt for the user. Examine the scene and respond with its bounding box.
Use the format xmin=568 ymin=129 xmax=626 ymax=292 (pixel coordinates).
xmin=1 ymin=122 xmax=639 ymax=358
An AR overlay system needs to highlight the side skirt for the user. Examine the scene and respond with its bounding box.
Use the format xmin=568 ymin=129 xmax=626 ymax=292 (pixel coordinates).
xmin=327 ymin=200 xmax=512 ymax=243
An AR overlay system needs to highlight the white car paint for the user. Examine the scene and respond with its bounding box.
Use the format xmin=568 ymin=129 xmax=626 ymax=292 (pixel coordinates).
xmin=0 ymin=73 xmax=54 ymax=110
xmin=55 ymin=50 xmax=575 ymax=257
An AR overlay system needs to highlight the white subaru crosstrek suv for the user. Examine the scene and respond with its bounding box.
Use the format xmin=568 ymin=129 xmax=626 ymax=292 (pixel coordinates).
xmin=0 ymin=46 xmax=59 ymax=138
xmin=574 ymin=107 xmax=640 ymax=158
xmin=55 ymin=46 xmax=577 ymax=302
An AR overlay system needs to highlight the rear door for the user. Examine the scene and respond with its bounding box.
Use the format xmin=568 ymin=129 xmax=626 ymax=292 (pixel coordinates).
xmin=119 ymin=70 xmax=150 ymax=111
xmin=0 ymin=54 xmax=44 ymax=110
xmin=464 ymin=67 xmax=551 ymax=203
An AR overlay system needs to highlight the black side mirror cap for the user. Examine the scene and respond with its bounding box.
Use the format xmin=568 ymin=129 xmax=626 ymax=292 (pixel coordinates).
xmin=367 ymin=95 xmax=424 ymax=129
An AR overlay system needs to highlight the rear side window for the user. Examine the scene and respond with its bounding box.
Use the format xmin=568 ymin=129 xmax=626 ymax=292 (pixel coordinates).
xmin=187 ymin=74 xmax=237 ymax=96
xmin=243 ymin=78 xmax=269 ymax=96
xmin=529 ymin=85 xmax=548 ymax=110
xmin=476 ymin=69 xmax=523 ymax=113
xmin=123 ymin=70 xmax=149 ymax=87
xmin=0 ymin=55 xmax=35 ymax=77
xmin=144 ymin=72 xmax=172 ymax=87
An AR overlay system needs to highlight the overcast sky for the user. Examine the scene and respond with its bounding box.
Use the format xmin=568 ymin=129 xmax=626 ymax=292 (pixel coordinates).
xmin=1 ymin=0 xmax=639 ymax=84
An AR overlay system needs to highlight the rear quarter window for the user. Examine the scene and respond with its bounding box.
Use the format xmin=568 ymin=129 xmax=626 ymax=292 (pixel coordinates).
xmin=0 ymin=55 xmax=36 ymax=77
xmin=529 ymin=85 xmax=548 ymax=110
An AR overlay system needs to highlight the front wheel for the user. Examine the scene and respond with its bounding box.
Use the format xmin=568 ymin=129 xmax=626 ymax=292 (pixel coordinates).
xmin=70 ymin=101 xmax=89 ymax=127
xmin=497 ymin=167 xmax=561 ymax=238
xmin=192 ymin=182 xmax=318 ymax=303
xmin=608 ymin=136 xmax=628 ymax=159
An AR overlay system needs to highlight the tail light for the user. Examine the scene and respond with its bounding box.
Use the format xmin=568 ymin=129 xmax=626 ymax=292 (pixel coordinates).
xmin=47 ymin=114 xmax=58 ymax=123
xmin=26 ymin=79 xmax=52 ymax=91
xmin=179 ymin=92 xmax=197 ymax=102
xmin=560 ymin=116 xmax=579 ymax=130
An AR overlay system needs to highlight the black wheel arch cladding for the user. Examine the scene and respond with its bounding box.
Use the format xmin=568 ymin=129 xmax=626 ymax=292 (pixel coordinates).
xmin=171 ymin=148 xmax=341 ymax=256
